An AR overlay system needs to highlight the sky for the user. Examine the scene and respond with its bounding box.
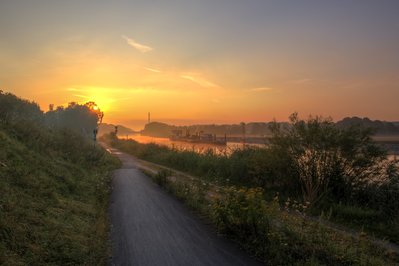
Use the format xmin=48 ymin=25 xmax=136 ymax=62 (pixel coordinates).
xmin=1 ymin=0 xmax=398 ymax=129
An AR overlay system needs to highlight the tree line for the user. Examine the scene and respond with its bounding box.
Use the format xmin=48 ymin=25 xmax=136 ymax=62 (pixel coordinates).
xmin=0 ymin=90 xmax=102 ymax=139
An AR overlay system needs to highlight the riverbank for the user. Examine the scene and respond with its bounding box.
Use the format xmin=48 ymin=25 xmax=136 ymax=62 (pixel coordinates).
xmin=122 ymin=133 xmax=399 ymax=155
xmin=103 ymin=135 xmax=399 ymax=265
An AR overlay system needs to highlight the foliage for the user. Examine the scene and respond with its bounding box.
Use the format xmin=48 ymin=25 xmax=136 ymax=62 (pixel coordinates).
xmin=0 ymin=90 xmax=43 ymax=125
xmin=0 ymin=92 xmax=120 ymax=265
xmin=269 ymin=113 xmax=397 ymax=210
xmin=103 ymin=133 xmax=264 ymax=186
xmin=212 ymin=187 xmax=270 ymax=256
xmin=142 ymin=167 xmax=397 ymax=265
xmin=104 ymin=111 xmax=399 ymax=244
xmin=45 ymin=101 xmax=102 ymax=138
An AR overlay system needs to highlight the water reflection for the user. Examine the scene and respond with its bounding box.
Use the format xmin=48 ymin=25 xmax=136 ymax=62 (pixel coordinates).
xmin=119 ymin=134 xmax=399 ymax=160
xmin=119 ymin=134 xmax=264 ymax=155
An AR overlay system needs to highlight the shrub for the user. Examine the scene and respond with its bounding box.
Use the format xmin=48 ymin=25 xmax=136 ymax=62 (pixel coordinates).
xmin=269 ymin=113 xmax=395 ymax=209
xmin=212 ymin=187 xmax=270 ymax=256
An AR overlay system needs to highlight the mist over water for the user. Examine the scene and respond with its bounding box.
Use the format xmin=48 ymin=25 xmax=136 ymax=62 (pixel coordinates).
xmin=120 ymin=134 xmax=399 ymax=161
xmin=119 ymin=134 xmax=263 ymax=155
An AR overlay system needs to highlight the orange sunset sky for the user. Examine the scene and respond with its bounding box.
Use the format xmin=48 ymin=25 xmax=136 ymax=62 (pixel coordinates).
xmin=1 ymin=1 xmax=398 ymax=130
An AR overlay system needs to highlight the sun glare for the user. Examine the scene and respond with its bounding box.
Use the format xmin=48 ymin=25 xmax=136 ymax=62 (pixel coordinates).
xmin=69 ymin=86 xmax=118 ymax=113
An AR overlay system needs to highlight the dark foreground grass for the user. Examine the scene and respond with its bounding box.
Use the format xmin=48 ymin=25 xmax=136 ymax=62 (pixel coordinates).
xmin=0 ymin=126 xmax=120 ymax=265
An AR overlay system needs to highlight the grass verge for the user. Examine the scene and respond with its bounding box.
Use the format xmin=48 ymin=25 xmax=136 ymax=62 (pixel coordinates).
xmin=0 ymin=127 xmax=120 ymax=265
xmin=142 ymin=167 xmax=399 ymax=265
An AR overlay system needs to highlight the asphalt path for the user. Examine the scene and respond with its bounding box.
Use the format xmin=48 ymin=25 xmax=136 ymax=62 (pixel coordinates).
xmin=107 ymin=147 xmax=263 ymax=266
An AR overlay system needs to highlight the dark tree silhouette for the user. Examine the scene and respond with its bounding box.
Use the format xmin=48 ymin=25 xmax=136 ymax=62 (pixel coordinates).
xmin=45 ymin=101 xmax=103 ymax=138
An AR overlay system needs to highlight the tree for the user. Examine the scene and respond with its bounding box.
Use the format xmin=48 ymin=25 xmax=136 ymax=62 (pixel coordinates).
xmin=0 ymin=90 xmax=43 ymax=125
xmin=269 ymin=113 xmax=390 ymax=207
xmin=45 ymin=102 xmax=102 ymax=138
xmin=85 ymin=101 xmax=104 ymax=124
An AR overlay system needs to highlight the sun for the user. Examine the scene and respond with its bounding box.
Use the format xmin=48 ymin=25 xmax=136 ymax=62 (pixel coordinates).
xmin=71 ymin=86 xmax=118 ymax=113
xmin=87 ymin=94 xmax=114 ymax=112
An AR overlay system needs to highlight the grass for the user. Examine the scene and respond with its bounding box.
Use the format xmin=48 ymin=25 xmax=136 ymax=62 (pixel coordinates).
xmin=104 ymin=134 xmax=399 ymax=244
xmin=142 ymin=167 xmax=398 ymax=265
xmin=106 ymin=134 xmax=399 ymax=265
xmin=329 ymin=204 xmax=399 ymax=244
xmin=0 ymin=125 xmax=120 ymax=265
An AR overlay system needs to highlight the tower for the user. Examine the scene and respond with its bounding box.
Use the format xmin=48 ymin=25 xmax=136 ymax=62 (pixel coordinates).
xmin=148 ymin=112 xmax=151 ymax=124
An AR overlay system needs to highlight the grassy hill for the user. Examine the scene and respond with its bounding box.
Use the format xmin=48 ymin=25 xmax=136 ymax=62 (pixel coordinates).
xmin=0 ymin=92 xmax=120 ymax=265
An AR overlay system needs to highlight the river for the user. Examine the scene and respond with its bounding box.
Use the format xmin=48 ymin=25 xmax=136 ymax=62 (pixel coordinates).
xmin=120 ymin=134 xmax=399 ymax=160
xmin=119 ymin=134 xmax=263 ymax=155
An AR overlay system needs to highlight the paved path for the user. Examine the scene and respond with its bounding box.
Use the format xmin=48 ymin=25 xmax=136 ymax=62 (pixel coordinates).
xmin=107 ymin=147 xmax=263 ymax=266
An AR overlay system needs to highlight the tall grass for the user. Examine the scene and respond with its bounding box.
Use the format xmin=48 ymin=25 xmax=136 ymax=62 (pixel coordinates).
xmin=141 ymin=168 xmax=398 ymax=265
xmin=0 ymin=124 xmax=120 ymax=265
xmin=0 ymin=92 xmax=120 ymax=265
xmin=104 ymin=131 xmax=399 ymax=245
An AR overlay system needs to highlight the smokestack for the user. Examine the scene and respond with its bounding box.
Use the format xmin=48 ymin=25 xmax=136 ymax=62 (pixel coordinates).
xmin=148 ymin=112 xmax=151 ymax=124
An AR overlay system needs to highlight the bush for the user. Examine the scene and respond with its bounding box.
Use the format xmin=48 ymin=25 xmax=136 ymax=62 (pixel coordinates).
xmin=212 ymin=187 xmax=270 ymax=256
xmin=269 ymin=113 xmax=396 ymax=209
xmin=153 ymin=169 xmax=171 ymax=186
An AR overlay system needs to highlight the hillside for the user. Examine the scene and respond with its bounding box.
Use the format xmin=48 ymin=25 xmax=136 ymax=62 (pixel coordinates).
xmin=0 ymin=92 xmax=120 ymax=265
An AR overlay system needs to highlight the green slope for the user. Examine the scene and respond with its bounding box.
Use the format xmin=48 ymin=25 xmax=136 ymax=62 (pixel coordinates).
xmin=0 ymin=122 xmax=120 ymax=265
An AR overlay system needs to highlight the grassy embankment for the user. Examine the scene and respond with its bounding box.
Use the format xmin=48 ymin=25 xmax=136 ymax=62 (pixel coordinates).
xmin=0 ymin=93 xmax=120 ymax=265
xmin=104 ymin=131 xmax=399 ymax=266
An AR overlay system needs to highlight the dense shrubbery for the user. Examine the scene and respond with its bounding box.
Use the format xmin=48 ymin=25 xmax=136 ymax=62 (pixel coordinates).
xmin=0 ymin=91 xmax=119 ymax=265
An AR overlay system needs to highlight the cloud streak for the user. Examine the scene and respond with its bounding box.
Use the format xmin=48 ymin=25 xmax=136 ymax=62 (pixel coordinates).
xmin=122 ymin=35 xmax=153 ymax=53
xmin=180 ymin=74 xmax=218 ymax=88
xmin=73 ymin=94 xmax=90 ymax=99
xmin=247 ymin=87 xmax=273 ymax=92
xmin=144 ymin=67 xmax=161 ymax=73
xmin=67 ymin=86 xmax=176 ymax=95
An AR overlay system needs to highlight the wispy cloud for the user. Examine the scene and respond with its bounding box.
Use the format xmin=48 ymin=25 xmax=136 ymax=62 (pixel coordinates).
xmin=247 ymin=87 xmax=273 ymax=92
xmin=68 ymin=86 xmax=176 ymax=95
xmin=122 ymin=35 xmax=153 ymax=53
xmin=144 ymin=67 xmax=161 ymax=73
xmin=73 ymin=94 xmax=90 ymax=99
xmin=180 ymin=74 xmax=218 ymax=88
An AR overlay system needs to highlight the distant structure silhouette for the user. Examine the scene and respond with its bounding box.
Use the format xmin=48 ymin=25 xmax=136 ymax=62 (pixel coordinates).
xmin=148 ymin=112 xmax=151 ymax=124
